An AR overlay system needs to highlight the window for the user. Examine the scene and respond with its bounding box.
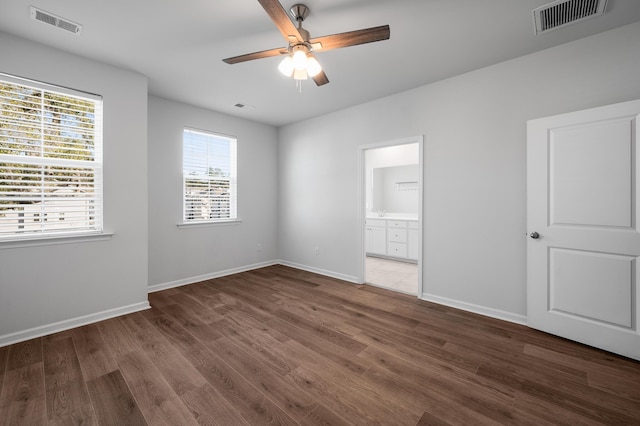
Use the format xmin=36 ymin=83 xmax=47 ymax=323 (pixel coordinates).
xmin=0 ymin=74 xmax=103 ymax=239
xmin=183 ymin=128 xmax=237 ymax=223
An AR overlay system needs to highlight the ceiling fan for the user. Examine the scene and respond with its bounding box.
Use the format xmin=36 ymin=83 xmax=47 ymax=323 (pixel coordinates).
xmin=222 ymin=0 xmax=390 ymax=86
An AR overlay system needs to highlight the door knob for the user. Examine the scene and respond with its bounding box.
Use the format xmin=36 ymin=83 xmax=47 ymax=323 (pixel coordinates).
xmin=530 ymin=232 xmax=540 ymax=239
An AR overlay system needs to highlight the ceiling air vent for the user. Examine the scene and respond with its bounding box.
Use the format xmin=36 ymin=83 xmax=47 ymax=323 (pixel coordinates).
xmin=234 ymin=103 xmax=255 ymax=110
xmin=533 ymin=0 xmax=607 ymax=35
xmin=30 ymin=6 xmax=83 ymax=35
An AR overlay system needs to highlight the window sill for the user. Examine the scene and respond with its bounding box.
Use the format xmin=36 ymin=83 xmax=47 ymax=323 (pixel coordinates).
xmin=0 ymin=232 xmax=114 ymax=250
xmin=177 ymin=219 xmax=243 ymax=229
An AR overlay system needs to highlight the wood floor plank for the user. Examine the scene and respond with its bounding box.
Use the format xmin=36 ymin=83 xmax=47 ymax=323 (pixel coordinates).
xmin=415 ymin=411 xmax=454 ymax=426
xmin=180 ymin=383 xmax=251 ymax=426
xmin=272 ymin=308 xmax=366 ymax=354
xmin=0 ymin=346 xmax=8 ymax=399
xmin=194 ymin=348 xmax=299 ymax=426
xmin=587 ymin=368 xmax=640 ymax=403
xmin=149 ymin=313 xmax=298 ymax=425
xmin=358 ymin=345 xmax=515 ymax=425
xmin=513 ymin=390 xmax=605 ymax=426
xmin=266 ymin=314 xmax=373 ymax=375
xmin=96 ymin=317 xmax=142 ymax=359
xmin=118 ymin=313 xmax=208 ymax=397
xmin=0 ymin=363 xmax=46 ymax=426
xmin=42 ymin=337 xmax=95 ymax=426
xmin=6 ymin=338 xmax=42 ymax=371
xmin=2 ymin=264 xmax=640 ymax=425
xmin=281 ymin=339 xmax=420 ymax=424
xmin=147 ymin=291 xmax=176 ymax=309
xmin=476 ymin=362 xmax=639 ymax=424
xmin=478 ymin=349 xmax=639 ymax=418
xmin=216 ymin=315 xmax=297 ymax=377
xmin=300 ymin=403 xmax=351 ymax=426
xmin=71 ymin=325 xmax=118 ymax=382
xmin=354 ymin=326 xmax=480 ymax=375
xmin=284 ymin=365 xmax=391 ymax=425
xmin=273 ymin=295 xmax=363 ymax=338
xmin=169 ymin=293 xmax=227 ymax=323
xmin=524 ymin=342 xmax=640 ymax=383
xmin=116 ymin=350 xmax=199 ymax=426
xmin=210 ymin=337 xmax=317 ymax=422
xmin=152 ymin=303 xmax=223 ymax=343
xmin=86 ymin=370 xmax=147 ymax=426
xmin=442 ymin=341 xmax=588 ymax=387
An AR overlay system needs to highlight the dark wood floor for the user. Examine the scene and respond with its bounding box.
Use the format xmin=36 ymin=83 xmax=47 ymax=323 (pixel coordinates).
xmin=1 ymin=265 xmax=639 ymax=425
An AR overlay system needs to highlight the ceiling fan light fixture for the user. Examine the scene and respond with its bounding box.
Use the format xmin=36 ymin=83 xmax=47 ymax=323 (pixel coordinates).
xmin=278 ymin=44 xmax=321 ymax=81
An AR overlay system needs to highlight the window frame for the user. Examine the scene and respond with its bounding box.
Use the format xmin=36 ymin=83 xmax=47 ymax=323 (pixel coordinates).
xmin=181 ymin=127 xmax=239 ymax=226
xmin=0 ymin=73 xmax=106 ymax=246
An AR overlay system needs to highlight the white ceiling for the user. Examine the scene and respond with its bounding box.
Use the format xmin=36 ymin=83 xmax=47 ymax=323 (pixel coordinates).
xmin=1 ymin=0 xmax=639 ymax=127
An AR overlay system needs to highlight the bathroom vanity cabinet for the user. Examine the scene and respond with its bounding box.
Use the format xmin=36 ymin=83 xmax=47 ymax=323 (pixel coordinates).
xmin=365 ymin=218 xmax=418 ymax=261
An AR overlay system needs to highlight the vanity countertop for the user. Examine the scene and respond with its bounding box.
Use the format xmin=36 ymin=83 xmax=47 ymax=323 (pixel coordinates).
xmin=366 ymin=214 xmax=418 ymax=221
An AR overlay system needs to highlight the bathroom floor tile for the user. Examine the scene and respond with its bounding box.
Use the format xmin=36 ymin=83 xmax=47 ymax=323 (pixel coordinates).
xmin=365 ymin=256 xmax=418 ymax=295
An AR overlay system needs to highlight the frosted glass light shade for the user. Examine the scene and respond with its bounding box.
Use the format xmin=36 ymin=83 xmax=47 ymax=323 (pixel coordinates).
xmin=278 ymin=56 xmax=294 ymax=76
xmin=306 ymin=56 xmax=322 ymax=77
xmin=292 ymin=50 xmax=307 ymax=70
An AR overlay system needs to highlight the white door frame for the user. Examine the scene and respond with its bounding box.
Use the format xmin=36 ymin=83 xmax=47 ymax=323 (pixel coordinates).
xmin=357 ymin=135 xmax=424 ymax=298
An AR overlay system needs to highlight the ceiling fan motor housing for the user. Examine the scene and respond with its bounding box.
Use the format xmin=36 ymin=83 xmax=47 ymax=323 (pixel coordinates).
xmin=290 ymin=4 xmax=310 ymax=22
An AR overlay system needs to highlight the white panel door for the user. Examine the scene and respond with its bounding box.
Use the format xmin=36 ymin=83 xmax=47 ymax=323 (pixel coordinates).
xmin=527 ymin=99 xmax=640 ymax=361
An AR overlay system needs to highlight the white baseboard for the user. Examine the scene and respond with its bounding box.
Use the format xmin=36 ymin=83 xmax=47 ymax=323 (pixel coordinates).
xmin=0 ymin=301 xmax=150 ymax=348
xmin=278 ymin=260 xmax=360 ymax=284
xmin=421 ymin=292 xmax=527 ymax=325
xmin=148 ymin=260 xmax=280 ymax=293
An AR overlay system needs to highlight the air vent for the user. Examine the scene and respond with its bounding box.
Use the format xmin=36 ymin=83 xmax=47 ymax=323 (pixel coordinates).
xmin=533 ymin=0 xmax=607 ymax=35
xmin=30 ymin=6 xmax=83 ymax=35
xmin=234 ymin=103 xmax=255 ymax=110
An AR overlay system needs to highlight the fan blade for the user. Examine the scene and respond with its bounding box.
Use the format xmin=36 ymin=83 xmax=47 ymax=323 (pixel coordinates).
xmin=312 ymin=70 xmax=329 ymax=86
xmin=307 ymin=51 xmax=329 ymax=86
xmin=257 ymin=0 xmax=305 ymax=43
xmin=223 ymin=47 xmax=288 ymax=64
xmin=310 ymin=25 xmax=390 ymax=51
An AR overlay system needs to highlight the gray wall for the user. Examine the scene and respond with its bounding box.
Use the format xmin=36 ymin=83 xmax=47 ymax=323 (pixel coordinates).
xmin=0 ymin=32 xmax=149 ymax=343
xmin=278 ymin=22 xmax=640 ymax=322
xmin=147 ymin=96 xmax=279 ymax=290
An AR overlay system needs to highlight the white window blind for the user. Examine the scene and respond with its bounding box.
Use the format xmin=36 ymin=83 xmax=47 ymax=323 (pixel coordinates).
xmin=0 ymin=74 xmax=103 ymax=239
xmin=183 ymin=128 xmax=237 ymax=223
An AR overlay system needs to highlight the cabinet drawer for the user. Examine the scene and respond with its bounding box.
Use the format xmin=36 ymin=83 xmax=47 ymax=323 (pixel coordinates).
xmin=408 ymin=221 xmax=420 ymax=230
xmin=365 ymin=218 xmax=386 ymax=227
xmin=388 ymin=228 xmax=407 ymax=243
xmin=387 ymin=220 xmax=407 ymax=229
xmin=387 ymin=242 xmax=407 ymax=258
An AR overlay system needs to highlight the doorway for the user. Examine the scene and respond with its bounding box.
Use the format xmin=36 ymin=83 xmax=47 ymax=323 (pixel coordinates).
xmin=358 ymin=137 xmax=423 ymax=297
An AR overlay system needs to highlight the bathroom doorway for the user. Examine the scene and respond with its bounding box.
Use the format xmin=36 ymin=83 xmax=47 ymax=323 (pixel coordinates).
xmin=359 ymin=137 xmax=423 ymax=297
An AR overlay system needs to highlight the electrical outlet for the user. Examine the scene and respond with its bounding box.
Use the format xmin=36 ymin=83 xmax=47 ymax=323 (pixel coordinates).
xmin=314 ymin=246 xmax=320 ymax=255
xmin=256 ymin=243 xmax=262 ymax=252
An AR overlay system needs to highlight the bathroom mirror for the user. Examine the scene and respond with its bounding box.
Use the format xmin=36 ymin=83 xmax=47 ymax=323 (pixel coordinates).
xmin=371 ymin=164 xmax=419 ymax=214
